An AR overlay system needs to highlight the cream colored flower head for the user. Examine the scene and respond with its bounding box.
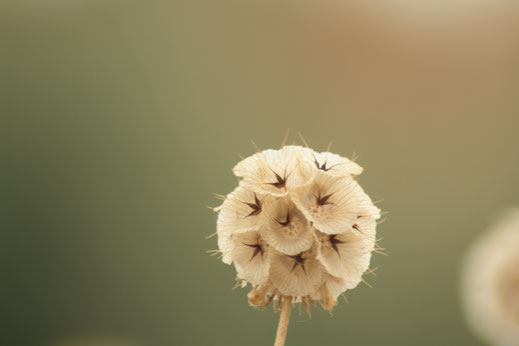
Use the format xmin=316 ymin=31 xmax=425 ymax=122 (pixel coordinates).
xmin=215 ymin=145 xmax=381 ymax=312
xmin=461 ymin=209 xmax=519 ymax=346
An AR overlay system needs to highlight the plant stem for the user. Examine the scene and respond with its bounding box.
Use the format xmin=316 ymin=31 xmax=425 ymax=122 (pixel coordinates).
xmin=274 ymin=296 xmax=292 ymax=346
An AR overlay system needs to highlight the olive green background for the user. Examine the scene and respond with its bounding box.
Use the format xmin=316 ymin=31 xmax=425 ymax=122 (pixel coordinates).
xmin=2 ymin=1 xmax=519 ymax=345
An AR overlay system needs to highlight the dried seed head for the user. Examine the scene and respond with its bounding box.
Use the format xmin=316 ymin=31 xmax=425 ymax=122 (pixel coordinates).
xmin=215 ymin=144 xmax=382 ymax=313
xmin=461 ymin=209 xmax=519 ymax=346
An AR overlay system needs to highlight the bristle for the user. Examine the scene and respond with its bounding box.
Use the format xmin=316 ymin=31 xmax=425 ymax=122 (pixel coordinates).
xmin=281 ymin=129 xmax=291 ymax=147
xmin=297 ymin=132 xmax=310 ymax=148
xmin=233 ymin=278 xmax=243 ymax=290
xmin=365 ymin=267 xmax=379 ymax=276
xmin=214 ymin=193 xmax=227 ymax=201
xmin=250 ymin=138 xmax=261 ymax=152
xmin=307 ymin=296 xmax=316 ymax=306
xmin=302 ymin=297 xmax=312 ymax=318
xmin=326 ymin=142 xmax=333 ymax=152
xmin=361 ymin=277 xmax=373 ymax=288
xmin=275 ymin=296 xmax=282 ymax=312
xmin=263 ymin=294 xmax=276 ymax=310
xmin=205 ymin=232 xmax=217 ymax=239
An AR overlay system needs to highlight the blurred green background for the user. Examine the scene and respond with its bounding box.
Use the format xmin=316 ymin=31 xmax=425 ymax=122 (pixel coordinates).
xmin=2 ymin=1 xmax=519 ymax=345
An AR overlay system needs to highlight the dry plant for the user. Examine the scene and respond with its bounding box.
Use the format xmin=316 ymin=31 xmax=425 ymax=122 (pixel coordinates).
xmin=210 ymin=137 xmax=383 ymax=345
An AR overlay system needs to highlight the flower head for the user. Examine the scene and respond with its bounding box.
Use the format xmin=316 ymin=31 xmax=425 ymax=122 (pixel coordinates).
xmin=213 ymin=144 xmax=381 ymax=315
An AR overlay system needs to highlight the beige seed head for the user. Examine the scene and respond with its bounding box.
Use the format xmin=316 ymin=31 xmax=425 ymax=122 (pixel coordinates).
xmin=212 ymin=142 xmax=384 ymax=345
xmin=461 ymin=209 xmax=519 ymax=346
xmin=214 ymin=144 xmax=381 ymax=314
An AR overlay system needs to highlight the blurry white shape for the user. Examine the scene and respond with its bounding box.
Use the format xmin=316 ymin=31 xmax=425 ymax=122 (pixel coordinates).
xmin=461 ymin=209 xmax=519 ymax=346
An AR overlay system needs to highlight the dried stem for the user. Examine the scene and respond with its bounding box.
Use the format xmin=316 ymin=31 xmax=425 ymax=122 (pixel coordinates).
xmin=274 ymin=296 xmax=292 ymax=346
